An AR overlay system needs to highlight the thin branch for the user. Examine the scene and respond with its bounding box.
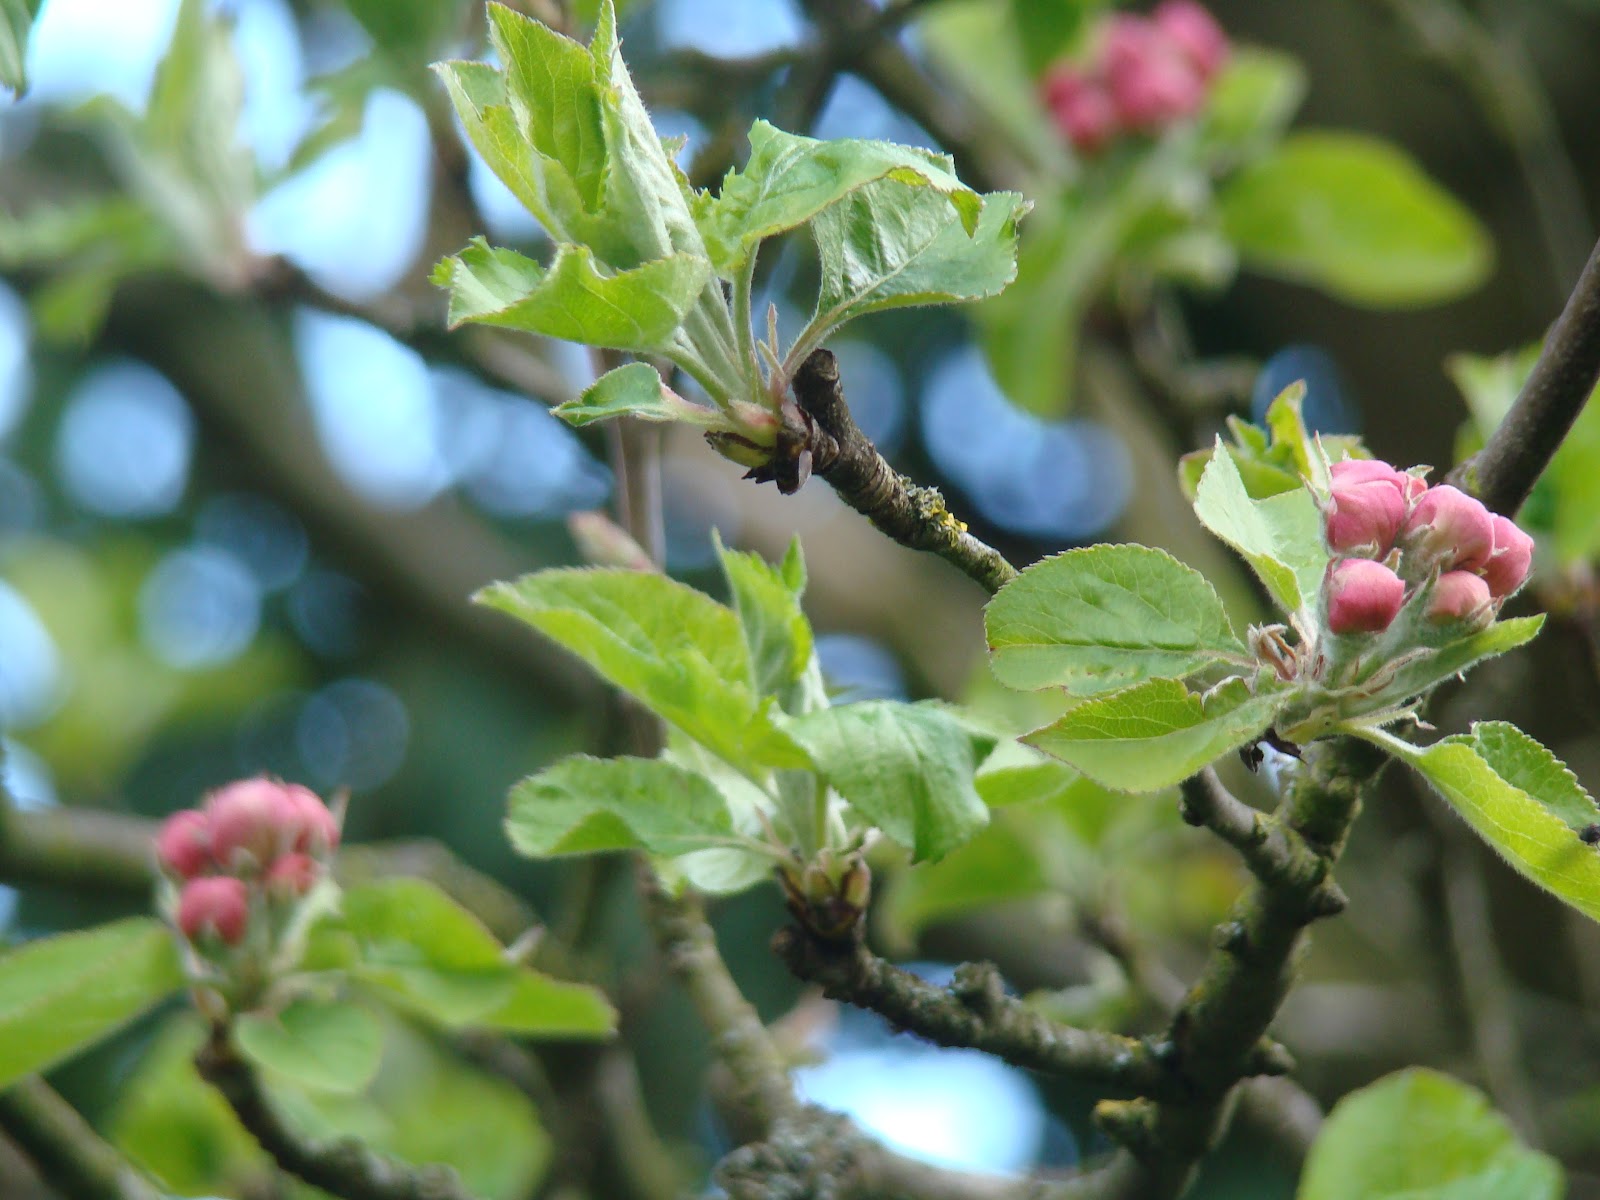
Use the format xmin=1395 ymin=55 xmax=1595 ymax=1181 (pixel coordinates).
xmin=196 ymin=1028 xmax=480 ymax=1200
xmin=773 ymin=932 xmax=1193 ymax=1099
xmin=780 ymin=348 xmax=1018 ymax=594
xmin=1073 ymin=738 xmax=1388 ymax=1199
xmin=0 ymin=1078 xmax=162 ymax=1200
xmin=1452 ymin=234 xmax=1600 ymax=517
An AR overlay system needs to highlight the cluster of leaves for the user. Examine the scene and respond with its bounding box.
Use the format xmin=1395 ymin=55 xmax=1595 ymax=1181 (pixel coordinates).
xmin=983 ymin=390 xmax=1600 ymax=925
xmin=430 ymin=0 xmax=1027 ymax=467
xmin=486 ymin=537 xmax=995 ymax=900
xmin=0 ymin=876 xmax=613 ymax=1196
xmin=918 ymin=0 xmax=1492 ymax=414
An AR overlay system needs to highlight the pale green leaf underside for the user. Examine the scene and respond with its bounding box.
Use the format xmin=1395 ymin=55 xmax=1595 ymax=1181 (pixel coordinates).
xmin=0 ymin=917 xmax=183 ymax=1088
xmin=507 ymin=754 xmax=734 ymax=857
xmin=342 ymin=879 xmax=616 ymax=1037
xmin=1220 ymin=132 xmax=1492 ymax=308
xmin=553 ymin=362 xmax=724 ymax=428
xmin=236 ymin=1000 xmax=384 ymax=1095
xmin=1194 ymin=438 xmax=1326 ymax=613
xmin=478 ymin=569 xmax=806 ymax=772
xmin=699 ymin=120 xmax=981 ymax=273
xmin=715 ymin=534 xmax=816 ymax=704
xmin=1299 ymin=1068 xmax=1562 ymax=1200
xmin=784 ymin=701 xmax=994 ymax=861
xmin=436 ymin=239 xmax=708 ymax=352
xmin=985 ymin=544 xmax=1244 ymax=695
xmin=808 ymin=181 xmax=1027 ymax=335
xmin=1380 ymin=724 xmax=1600 ymax=924
xmin=1026 ymin=677 xmax=1287 ymax=793
xmin=1376 ymin=615 xmax=1544 ymax=706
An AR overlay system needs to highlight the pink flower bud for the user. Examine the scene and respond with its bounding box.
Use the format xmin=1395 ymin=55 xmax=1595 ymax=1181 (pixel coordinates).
xmin=1427 ymin=570 xmax=1493 ymax=628
xmin=1328 ymin=459 xmax=1427 ymax=503
xmin=207 ymin=777 xmax=301 ymax=871
xmin=264 ymin=853 xmax=321 ymax=899
xmin=282 ymin=786 xmax=341 ymax=856
xmin=1043 ymin=67 xmax=1119 ymax=154
xmin=1103 ymin=14 xmax=1206 ymax=130
xmin=155 ymin=810 xmax=213 ymax=879
xmin=1482 ymin=514 xmax=1534 ymax=599
xmin=1325 ymin=558 xmax=1406 ymax=635
xmin=1400 ymin=485 xmax=1496 ymax=572
xmin=1326 ymin=482 xmax=1407 ymax=558
xmin=1153 ymin=0 xmax=1230 ymax=81
xmin=177 ymin=876 xmax=250 ymax=946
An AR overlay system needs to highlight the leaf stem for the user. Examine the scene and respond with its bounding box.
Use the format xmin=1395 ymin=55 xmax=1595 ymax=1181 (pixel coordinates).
xmin=732 ymin=248 xmax=764 ymax=395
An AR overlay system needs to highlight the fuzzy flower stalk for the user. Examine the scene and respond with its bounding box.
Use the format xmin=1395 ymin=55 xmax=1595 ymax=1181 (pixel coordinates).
xmin=156 ymin=776 xmax=342 ymax=1012
xmin=1042 ymin=0 xmax=1230 ymax=154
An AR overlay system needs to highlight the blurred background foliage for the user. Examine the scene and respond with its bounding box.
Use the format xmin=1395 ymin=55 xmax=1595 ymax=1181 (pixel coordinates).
xmin=5 ymin=0 xmax=1600 ymax=1197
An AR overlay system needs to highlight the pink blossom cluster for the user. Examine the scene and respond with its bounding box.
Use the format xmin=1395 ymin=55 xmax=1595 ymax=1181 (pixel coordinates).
xmin=1321 ymin=459 xmax=1535 ymax=637
xmin=1042 ymin=1 xmax=1229 ymax=155
xmin=156 ymin=777 xmax=340 ymax=947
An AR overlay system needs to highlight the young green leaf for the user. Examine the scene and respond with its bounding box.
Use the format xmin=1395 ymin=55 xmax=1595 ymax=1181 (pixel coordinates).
xmin=478 ymin=569 xmax=807 ymax=771
xmin=697 ymin=121 xmax=982 ymax=274
xmin=1366 ymin=723 xmax=1600 ymax=923
xmin=342 ymin=879 xmax=616 ymax=1037
xmin=434 ymin=239 xmax=709 ymax=352
xmin=235 ymin=999 xmax=384 ymax=1095
xmin=1026 ymin=677 xmax=1288 ymax=793
xmin=0 ymin=918 xmax=184 ymax=1089
xmin=554 ymin=362 xmax=725 ymax=428
xmin=795 ymin=181 xmax=1026 ymax=354
xmin=1194 ymin=437 xmax=1327 ymax=614
xmin=506 ymin=754 xmax=735 ymax=858
xmin=1219 ymin=132 xmax=1492 ymax=308
xmin=985 ymin=544 xmax=1246 ymax=695
xmin=1198 ymin=48 xmax=1307 ymax=156
xmin=783 ymin=701 xmax=995 ymax=861
xmin=1299 ymin=1068 xmax=1563 ymax=1200
xmin=715 ymin=534 xmax=819 ymax=707
xmin=1367 ymin=615 xmax=1544 ymax=705
xmin=1 ymin=0 xmax=40 ymax=95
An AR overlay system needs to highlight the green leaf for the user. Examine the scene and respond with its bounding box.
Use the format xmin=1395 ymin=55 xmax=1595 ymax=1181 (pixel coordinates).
xmin=1220 ymin=132 xmax=1493 ymax=308
xmin=715 ymin=534 xmax=818 ymax=706
xmin=435 ymin=239 xmax=709 ymax=352
xmin=1026 ymin=677 xmax=1288 ymax=793
xmin=0 ymin=918 xmax=184 ymax=1088
xmin=1009 ymin=0 xmax=1106 ymax=75
xmin=1194 ymin=438 xmax=1327 ymax=614
xmin=235 ymin=1000 xmax=384 ymax=1095
xmin=803 ymin=181 xmax=1027 ymax=344
xmin=0 ymin=0 xmax=40 ymax=95
xmin=553 ymin=362 xmax=726 ymax=429
xmin=344 ymin=0 xmax=461 ymax=60
xmin=784 ymin=701 xmax=995 ymax=861
xmin=1199 ymin=48 xmax=1307 ymax=155
xmin=1299 ymin=1068 xmax=1563 ymax=1200
xmin=478 ymin=569 xmax=806 ymax=771
xmin=506 ymin=755 xmax=735 ymax=857
xmin=985 ymin=544 xmax=1246 ymax=695
xmin=1369 ymin=615 xmax=1544 ymax=706
xmin=1372 ymin=723 xmax=1600 ymax=924
xmin=698 ymin=121 xmax=982 ymax=273
xmin=343 ymin=880 xmax=616 ymax=1037
xmin=881 ymin=813 xmax=1052 ymax=944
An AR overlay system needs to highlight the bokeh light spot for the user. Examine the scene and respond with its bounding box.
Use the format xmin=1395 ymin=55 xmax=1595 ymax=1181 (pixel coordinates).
xmin=139 ymin=546 xmax=263 ymax=670
xmin=55 ymin=360 xmax=194 ymax=519
xmin=296 ymin=678 xmax=409 ymax=791
xmin=0 ymin=581 xmax=63 ymax=729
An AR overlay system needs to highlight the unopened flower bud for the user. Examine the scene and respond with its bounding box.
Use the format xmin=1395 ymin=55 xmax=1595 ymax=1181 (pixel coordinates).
xmin=1482 ymin=514 xmax=1534 ymax=599
xmin=208 ymin=777 xmax=298 ymax=870
xmin=1325 ymin=558 xmax=1405 ymax=635
xmin=177 ymin=876 xmax=250 ymax=946
xmin=282 ymin=786 xmax=340 ymax=856
xmin=1325 ymin=465 xmax=1410 ymax=556
xmin=1103 ymin=14 xmax=1206 ymax=129
xmin=264 ymin=852 xmax=321 ymax=899
xmin=155 ymin=810 xmax=213 ymax=879
xmin=1153 ymin=0 xmax=1230 ymax=80
xmin=1427 ymin=570 xmax=1493 ymax=629
xmin=1328 ymin=458 xmax=1427 ymax=502
xmin=1399 ymin=485 xmax=1496 ymax=572
xmin=1042 ymin=67 xmax=1119 ymax=154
